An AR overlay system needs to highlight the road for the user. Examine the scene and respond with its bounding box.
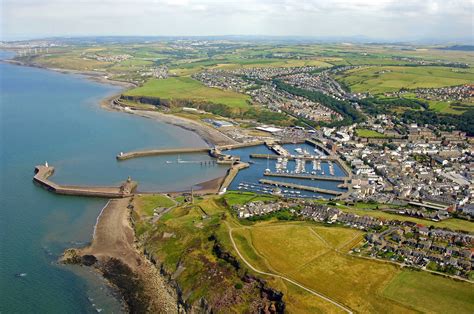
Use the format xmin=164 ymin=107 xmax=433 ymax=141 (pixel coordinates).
xmin=225 ymin=222 xmax=353 ymax=314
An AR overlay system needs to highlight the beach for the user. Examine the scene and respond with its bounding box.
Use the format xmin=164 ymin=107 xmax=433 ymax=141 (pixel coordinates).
xmin=71 ymin=198 xmax=178 ymax=312
xmin=103 ymin=96 xmax=237 ymax=147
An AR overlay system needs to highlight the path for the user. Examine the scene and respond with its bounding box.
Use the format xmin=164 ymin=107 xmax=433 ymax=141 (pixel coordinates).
xmin=225 ymin=222 xmax=353 ymax=314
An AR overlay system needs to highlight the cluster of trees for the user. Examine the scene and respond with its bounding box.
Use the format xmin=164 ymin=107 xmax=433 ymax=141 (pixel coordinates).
xmin=402 ymin=109 xmax=474 ymax=135
xmin=246 ymin=208 xmax=297 ymax=222
xmin=358 ymin=97 xmax=428 ymax=115
xmin=181 ymin=99 xmax=294 ymax=126
xmin=273 ymin=79 xmax=366 ymax=127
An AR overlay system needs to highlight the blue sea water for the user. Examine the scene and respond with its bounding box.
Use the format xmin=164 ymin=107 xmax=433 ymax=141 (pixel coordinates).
xmin=0 ymin=53 xmax=227 ymax=312
xmin=227 ymin=144 xmax=347 ymax=198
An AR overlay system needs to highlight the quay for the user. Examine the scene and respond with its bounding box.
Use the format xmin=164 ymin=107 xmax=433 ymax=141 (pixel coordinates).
xmin=33 ymin=165 xmax=137 ymax=198
xmin=263 ymin=172 xmax=347 ymax=182
xmin=265 ymin=141 xmax=290 ymax=156
xmin=219 ymin=161 xmax=250 ymax=194
xmin=116 ymin=147 xmax=210 ymax=160
xmin=218 ymin=141 xmax=265 ymax=151
xmin=259 ymin=179 xmax=343 ymax=196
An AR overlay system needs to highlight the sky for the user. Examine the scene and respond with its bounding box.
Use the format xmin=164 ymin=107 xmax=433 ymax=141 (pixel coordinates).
xmin=1 ymin=0 xmax=473 ymax=42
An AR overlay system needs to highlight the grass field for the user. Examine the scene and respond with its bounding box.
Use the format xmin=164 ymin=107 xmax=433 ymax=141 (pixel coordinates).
xmin=337 ymin=66 xmax=474 ymax=94
xmin=355 ymin=128 xmax=388 ymax=138
xmin=428 ymin=100 xmax=474 ymax=115
xmin=231 ymin=220 xmax=474 ymax=313
xmin=223 ymin=191 xmax=278 ymax=206
xmin=135 ymin=194 xmax=175 ymax=216
xmin=383 ymin=270 xmax=474 ymax=314
xmin=135 ymin=193 xmax=474 ymax=313
xmin=124 ymin=77 xmax=251 ymax=108
xmin=231 ymin=222 xmax=411 ymax=313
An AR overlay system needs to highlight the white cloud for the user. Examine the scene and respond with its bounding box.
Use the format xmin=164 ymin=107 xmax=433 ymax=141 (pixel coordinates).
xmin=1 ymin=0 xmax=473 ymax=40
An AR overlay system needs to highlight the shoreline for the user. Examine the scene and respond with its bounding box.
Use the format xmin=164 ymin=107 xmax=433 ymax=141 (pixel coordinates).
xmin=1 ymin=59 xmax=136 ymax=88
xmin=63 ymin=198 xmax=179 ymax=312
xmin=9 ymin=58 xmax=237 ymax=311
xmin=102 ymin=96 xmax=237 ymax=147
xmin=5 ymin=57 xmax=236 ymax=148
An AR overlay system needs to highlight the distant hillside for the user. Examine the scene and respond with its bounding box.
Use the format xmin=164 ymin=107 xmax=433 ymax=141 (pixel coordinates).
xmin=438 ymin=45 xmax=474 ymax=51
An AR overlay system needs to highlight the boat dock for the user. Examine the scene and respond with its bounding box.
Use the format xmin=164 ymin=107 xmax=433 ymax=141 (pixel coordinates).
xmin=249 ymin=154 xmax=336 ymax=161
xmin=263 ymin=172 xmax=347 ymax=182
xmin=259 ymin=179 xmax=343 ymax=196
xmin=219 ymin=161 xmax=250 ymax=194
xmin=265 ymin=141 xmax=290 ymax=156
xmin=33 ymin=165 xmax=137 ymax=198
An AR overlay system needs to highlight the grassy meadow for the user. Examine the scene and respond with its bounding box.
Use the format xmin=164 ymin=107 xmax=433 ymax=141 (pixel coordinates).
xmin=337 ymin=66 xmax=474 ymax=94
xmin=383 ymin=271 xmax=474 ymax=314
xmin=133 ymin=192 xmax=474 ymax=313
xmin=124 ymin=77 xmax=251 ymax=108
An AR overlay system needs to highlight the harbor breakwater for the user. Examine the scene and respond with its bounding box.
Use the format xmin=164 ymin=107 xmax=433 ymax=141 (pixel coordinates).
xmin=34 ymin=165 xmax=137 ymax=198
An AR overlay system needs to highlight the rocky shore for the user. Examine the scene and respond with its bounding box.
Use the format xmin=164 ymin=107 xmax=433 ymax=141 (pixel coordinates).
xmin=62 ymin=198 xmax=178 ymax=313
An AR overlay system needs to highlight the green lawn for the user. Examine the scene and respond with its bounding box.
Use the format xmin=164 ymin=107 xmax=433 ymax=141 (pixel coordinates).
xmin=355 ymin=128 xmax=388 ymax=138
xmin=223 ymin=191 xmax=278 ymax=206
xmin=383 ymin=270 xmax=474 ymax=314
xmin=124 ymin=77 xmax=251 ymax=108
xmin=338 ymin=66 xmax=474 ymax=94
xmin=428 ymin=100 xmax=474 ymax=115
xmin=135 ymin=194 xmax=175 ymax=216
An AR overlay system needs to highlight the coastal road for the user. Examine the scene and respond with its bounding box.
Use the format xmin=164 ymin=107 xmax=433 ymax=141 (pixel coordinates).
xmin=225 ymin=222 xmax=353 ymax=314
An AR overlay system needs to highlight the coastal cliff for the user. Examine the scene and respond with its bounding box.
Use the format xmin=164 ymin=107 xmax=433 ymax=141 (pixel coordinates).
xmin=61 ymin=198 xmax=178 ymax=313
xmin=131 ymin=194 xmax=286 ymax=313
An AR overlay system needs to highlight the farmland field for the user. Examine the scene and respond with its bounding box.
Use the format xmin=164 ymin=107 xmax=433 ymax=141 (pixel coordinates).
xmin=124 ymin=76 xmax=251 ymax=108
xmin=337 ymin=66 xmax=474 ymax=94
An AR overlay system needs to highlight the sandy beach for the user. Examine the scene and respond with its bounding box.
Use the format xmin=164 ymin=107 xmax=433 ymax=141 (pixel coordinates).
xmin=104 ymin=97 xmax=237 ymax=147
xmin=79 ymin=198 xmax=178 ymax=312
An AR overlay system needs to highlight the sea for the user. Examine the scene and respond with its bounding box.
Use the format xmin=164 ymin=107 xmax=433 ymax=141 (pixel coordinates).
xmin=0 ymin=50 xmax=346 ymax=312
xmin=0 ymin=51 xmax=227 ymax=313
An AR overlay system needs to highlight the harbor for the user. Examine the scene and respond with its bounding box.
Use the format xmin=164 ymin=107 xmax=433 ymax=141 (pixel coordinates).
xmin=110 ymin=138 xmax=352 ymax=199
xmin=259 ymin=179 xmax=343 ymax=196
